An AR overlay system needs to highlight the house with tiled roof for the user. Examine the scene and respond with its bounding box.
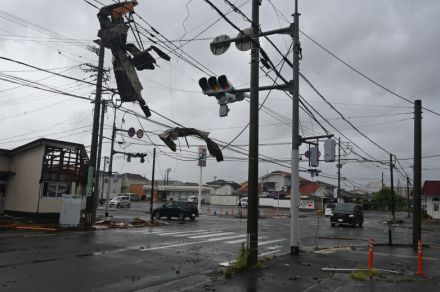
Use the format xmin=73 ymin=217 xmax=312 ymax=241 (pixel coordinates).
xmin=422 ymin=180 xmax=440 ymax=219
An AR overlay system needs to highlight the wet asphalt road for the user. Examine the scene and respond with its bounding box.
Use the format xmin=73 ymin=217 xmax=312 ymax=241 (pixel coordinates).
xmin=0 ymin=205 xmax=433 ymax=292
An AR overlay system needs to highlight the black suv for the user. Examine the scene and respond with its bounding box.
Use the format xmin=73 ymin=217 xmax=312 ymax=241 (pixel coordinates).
xmin=330 ymin=203 xmax=363 ymax=227
xmin=153 ymin=201 xmax=199 ymax=221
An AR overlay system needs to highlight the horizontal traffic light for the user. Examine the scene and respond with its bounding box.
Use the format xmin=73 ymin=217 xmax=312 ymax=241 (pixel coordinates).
xmin=199 ymin=75 xmax=234 ymax=96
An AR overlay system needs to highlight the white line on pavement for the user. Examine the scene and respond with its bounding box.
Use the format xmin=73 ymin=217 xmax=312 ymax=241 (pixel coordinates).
xmin=259 ymin=250 xmax=281 ymax=257
xmin=157 ymin=229 xmax=208 ymax=236
xmin=258 ymin=239 xmax=286 ymax=246
xmin=189 ymin=232 xmax=234 ymax=239
xmin=174 ymin=231 xmax=221 ymax=237
xmin=225 ymin=236 xmax=268 ymax=244
xmin=265 ymin=245 xmax=283 ymax=250
xmin=207 ymin=234 xmax=246 ymax=242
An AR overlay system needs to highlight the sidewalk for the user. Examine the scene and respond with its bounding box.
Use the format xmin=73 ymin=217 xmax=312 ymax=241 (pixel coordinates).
xmin=191 ymin=244 xmax=440 ymax=292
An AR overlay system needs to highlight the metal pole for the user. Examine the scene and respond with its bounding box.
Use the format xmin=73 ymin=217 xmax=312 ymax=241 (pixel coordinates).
xmin=413 ymin=99 xmax=422 ymax=249
xmin=198 ymin=165 xmax=202 ymax=213
xmin=104 ymin=108 xmax=116 ymax=218
xmin=337 ymin=137 xmax=341 ymax=201
xmin=150 ymin=148 xmax=156 ymax=222
xmin=390 ymin=153 xmax=395 ymax=220
xmin=85 ymin=43 xmax=105 ymax=226
xmin=290 ymin=0 xmax=300 ymax=256
xmin=407 ymin=176 xmax=411 ymax=218
xmin=101 ymin=156 xmax=108 ymax=200
xmin=246 ymin=0 xmax=260 ymax=266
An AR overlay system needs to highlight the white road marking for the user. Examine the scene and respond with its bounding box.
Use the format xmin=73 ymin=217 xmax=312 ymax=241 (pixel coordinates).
xmin=189 ymin=232 xmax=234 ymax=239
xmin=225 ymin=236 xmax=268 ymax=244
xmin=157 ymin=229 xmax=208 ymax=236
xmin=259 ymin=250 xmax=281 ymax=257
xmin=258 ymin=239 xmax=286 ymax=246
xmin=266 ymin=245 xmax=283 ymax=250
xmin=207 ymin=234 xmax=246 ymax=241
xmin=174 ymin=231 xmax=221 ymax=237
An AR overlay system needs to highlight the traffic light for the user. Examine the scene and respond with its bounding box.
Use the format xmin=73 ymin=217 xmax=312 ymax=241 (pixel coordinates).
xmin=198 ymin=75 xmax=245 ymax=117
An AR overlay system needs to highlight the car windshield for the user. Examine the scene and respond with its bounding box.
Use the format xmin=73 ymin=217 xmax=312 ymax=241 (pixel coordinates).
xmin=334 ymin=204 xmax=355 ymax=212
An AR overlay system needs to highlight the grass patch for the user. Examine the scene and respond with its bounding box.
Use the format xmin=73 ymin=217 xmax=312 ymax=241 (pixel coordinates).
xmin=351 ymin=269 xmax=380 ymax=281
xmin=224 ymin=243 xmax=262 ymax=278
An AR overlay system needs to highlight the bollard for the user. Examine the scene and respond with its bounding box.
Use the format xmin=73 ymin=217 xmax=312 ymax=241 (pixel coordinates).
xmin=416 ymin=240 xmax=425 ymax=276
xmin=368 ymin=239 xmax=374 ymax=278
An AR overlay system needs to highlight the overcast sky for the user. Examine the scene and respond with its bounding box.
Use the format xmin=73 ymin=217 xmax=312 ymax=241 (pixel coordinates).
xmin=0 ymin=0 xmax=439 ymax=191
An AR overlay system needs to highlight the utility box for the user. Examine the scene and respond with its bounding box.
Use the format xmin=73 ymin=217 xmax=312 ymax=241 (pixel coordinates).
xmin=324 ymin=139 xmax=336 ymax=162
xmin=59 ymin=196 xmax=81 ymax=227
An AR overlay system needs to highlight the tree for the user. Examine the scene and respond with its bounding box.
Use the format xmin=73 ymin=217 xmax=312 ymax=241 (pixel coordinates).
xmin=371 ymin=187 xmax=406 ymax=211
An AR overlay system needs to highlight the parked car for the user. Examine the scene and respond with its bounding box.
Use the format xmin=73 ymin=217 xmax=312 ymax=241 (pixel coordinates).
xmin=330 ymin=203 xmax=363 ymax=227
xmin=237 ymin=198 xmax=248 ymax=208
xmin=152 ymin=201 xmax=199 ymax=220
xmin=187 ymin=195 xmax=198 ymax=203
xmin=109 ymin=195 xmax=131 ymax=208
xmin=325 ymin=203 xmax=336 ymax=217
xmin=127 ymin=193 xmax=140 ymax=202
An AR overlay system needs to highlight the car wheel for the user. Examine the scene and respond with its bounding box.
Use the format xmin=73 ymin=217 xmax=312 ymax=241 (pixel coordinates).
xmin=190 ymin=214 xmax=196 ymax=221
xmin=359 ymin=222 xmax=363 ymax=227
xmin=331 ymin=223 xmax=335 ymax=227
xmin=167 ymin=216 xmax=171 ymax=220
xmin=117 ymin=203 xmax=120 ymax=208
xmin=154 ymin=212 xmax=161 ymax=219
xmin=127 ymin=203 xmax=131 ymax=208
xmin=178 ymin=212 xmax=185 ymax=221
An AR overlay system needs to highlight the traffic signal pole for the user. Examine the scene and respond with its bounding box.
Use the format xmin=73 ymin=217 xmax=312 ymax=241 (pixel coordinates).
xmin=104 ymin=107 xmax=117 ymax=217
xmin=150 ymin=148 xmax=156 ymax=222
xmin=246 ymin=0 xmax=260 ymax=266
xmin=290 ymin=0 xmax=300 ymax=256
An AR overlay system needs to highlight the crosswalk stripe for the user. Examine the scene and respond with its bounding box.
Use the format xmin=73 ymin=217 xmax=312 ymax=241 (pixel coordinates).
xmin=266 ymin=245 xmax=283 ymax=250
xmin=157 ymin=230 xmax=208 ymax=236
xmin=259 ymin=250 xmax=281 ymax=257
xmin=174 ymin=231 xmax=217 ymax=237
xmin=207 ymin=234 xmax=246 ymax=242
xmin=224 ymin=236 xmax=268 ymax=244
xmin=258 ymin=239 xmax=286 ymax=246
xmin=189 ymin=232 xmax=234 ymax=239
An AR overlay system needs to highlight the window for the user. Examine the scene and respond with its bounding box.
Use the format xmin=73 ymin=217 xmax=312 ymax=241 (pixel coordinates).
xmin=434 ymin=197 xmax=439 ymax=212
xmin=43 ymin=182 xmax=70 ymax=198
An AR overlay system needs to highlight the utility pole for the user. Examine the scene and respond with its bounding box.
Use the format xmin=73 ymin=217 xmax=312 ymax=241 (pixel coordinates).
xmin=246 ymin=0 xmax=260 ymax=266
xmin=407 ymin=176 xmax=411 ymax=218
xmin=337 ymin=138 xmax=341 ymax=201
xmin=289 ymin=0 xmax=300 ymax=256
xmin=413 ymin=99 xmax=422 ymax=249
xmin=85 ymin=42 xmax=105 ymax=226
xmin=101 ymin=156 xmax=108 ymax=200
xmin=104 ymin=107 xmax=116 ymax=217
xmin=96 ymin=100 xmax=106 ymax=202
xmin=390 ymin=153 xmax=395 ymax=220
xmin=150 ymin=148 xmax=156 ymax=222
xmin=381 ymin=172 xmax=384 ymax=189
xmin=198 ymin=163 xmax=203 ymax=213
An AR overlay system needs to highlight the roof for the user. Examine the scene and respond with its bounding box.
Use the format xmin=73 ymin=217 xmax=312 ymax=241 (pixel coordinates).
xmin=239 ymin=181 xmax=263 ymax=193
xmin=120 ymin=173 xmax=149 ymax=182
xmin=206 ymin=179 xmax=240 ymax=188
xmin=299 ymin=182 xmax=320 ymax=194
xmin=422 ymin=181 xmax=440 ymax=196
xmin=259 ymin=170 xmax=309 ymax=182
xmin=3 ymin=138 xmax=88 ymax=161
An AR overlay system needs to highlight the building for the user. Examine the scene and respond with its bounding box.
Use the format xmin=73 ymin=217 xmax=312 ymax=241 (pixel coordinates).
xmin=207 ymin=179 xmax=241 ymax=206
xmin=96 ymin=171 xmax=122 ymax=200
xmin=422 ymin=180 xmax=440 ymax=219
xmin=144 ymin=181 xmax=212 ymax=203
xmin=119 ymin=173 xmax=149 ymax=198
xmin=0 ymin=138 xmax=88 ymax=217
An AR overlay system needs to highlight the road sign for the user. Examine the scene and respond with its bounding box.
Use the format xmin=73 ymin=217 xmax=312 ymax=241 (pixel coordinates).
xmin=128 ymin=127 xmax=136 ymax=137
xmin=210 ymin=35 xmax=231 ymax=55
xmin=198 ymin=146 xmax=207 ymax=167
xmin=235 ymin=28 xmax=252 ymax=51
xmin=136 ymin=129 xmax=144 ymax=139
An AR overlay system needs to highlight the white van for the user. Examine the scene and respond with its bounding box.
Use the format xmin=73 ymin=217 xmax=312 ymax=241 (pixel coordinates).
xmin=109 ymin=195 xmax=131 ymax=208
